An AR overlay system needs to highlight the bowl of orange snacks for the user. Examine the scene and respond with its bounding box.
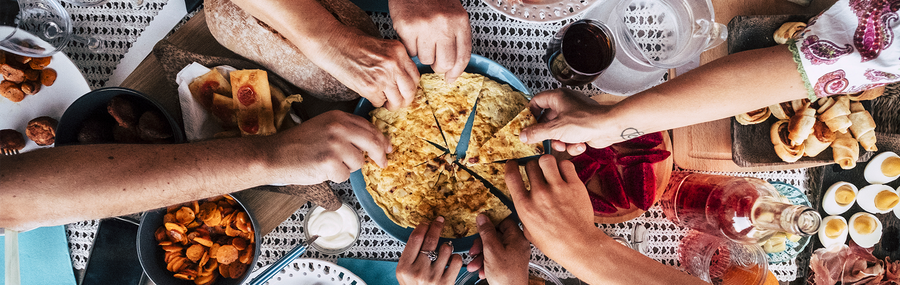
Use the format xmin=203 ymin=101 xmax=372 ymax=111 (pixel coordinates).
xmin=137 ymin=194 xmax=260 ymax=285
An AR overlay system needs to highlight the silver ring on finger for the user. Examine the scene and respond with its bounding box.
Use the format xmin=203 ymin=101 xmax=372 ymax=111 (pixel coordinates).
xmin=420 ymin=250 xmax=438 ymax=262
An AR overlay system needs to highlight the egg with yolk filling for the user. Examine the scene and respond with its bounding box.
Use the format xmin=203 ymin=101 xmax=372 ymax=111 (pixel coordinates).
xmin=857 ymin=184 xmax=899 ymax=214
xmin=849 ymin=212 xmax=882 ymax=248
xmin=865 ymin=152 xmax=900 ymax=184
xmin=822 ymin=182 xmax=858 ymax=215
xmin=818 ymin=216 xmax=848 ymax=248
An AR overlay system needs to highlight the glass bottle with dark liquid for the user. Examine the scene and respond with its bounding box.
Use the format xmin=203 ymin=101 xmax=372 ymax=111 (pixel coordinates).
xmin=544 ymin=19 xmax=615 ymax=86
xmin=660 ymin=173 xmax=821 ymax=244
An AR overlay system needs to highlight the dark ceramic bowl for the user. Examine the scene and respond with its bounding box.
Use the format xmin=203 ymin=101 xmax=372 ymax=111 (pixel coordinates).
xmin=136 ymin=195 xmax=261 ymax=285
xmin=56 ymin=87 xmax=185 ymax=146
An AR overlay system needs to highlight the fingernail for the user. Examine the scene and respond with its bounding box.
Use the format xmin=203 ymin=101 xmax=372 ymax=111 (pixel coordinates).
xmin=519 ymin=133 xmax=527 ymax=143
xmin=387 ymin=145 xmax=394 ymax=153
xmin=436 ymin=216 xmax=444 ymax=223
xmin=476 ymin=214 xmax=488 ymax=226
xmin=576 ymin=144 xmax=585 ymax=152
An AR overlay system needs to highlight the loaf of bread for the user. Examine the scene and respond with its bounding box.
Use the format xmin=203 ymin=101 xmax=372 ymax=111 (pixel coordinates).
xmin=204 ymin=0 xmax=380 ymax=102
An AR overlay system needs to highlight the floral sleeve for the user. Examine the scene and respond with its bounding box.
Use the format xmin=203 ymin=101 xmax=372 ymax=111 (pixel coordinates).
xmin=790 ymin=0 xmax=900 ymax=100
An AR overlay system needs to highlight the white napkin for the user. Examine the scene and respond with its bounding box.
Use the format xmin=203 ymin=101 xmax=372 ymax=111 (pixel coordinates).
xmin=174 ymin=63 xmax=237 ymax=141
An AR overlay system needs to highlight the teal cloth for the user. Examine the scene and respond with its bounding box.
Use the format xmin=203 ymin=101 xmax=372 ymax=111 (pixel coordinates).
xmin=349 ymin=0 xmax=389 ymax=13
xmin=1 ymin=226 xmax=77 ymax=285
xmin=337 ymin=258 xmax=469 ymax=285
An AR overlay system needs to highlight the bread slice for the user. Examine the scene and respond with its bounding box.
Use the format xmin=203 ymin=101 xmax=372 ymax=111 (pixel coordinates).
xmin=470 ymin=108 xmax=543 ymax=164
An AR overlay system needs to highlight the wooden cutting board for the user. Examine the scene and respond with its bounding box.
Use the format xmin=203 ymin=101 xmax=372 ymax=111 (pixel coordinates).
xmin=672 ymin=0 xmax=838 ymax=172
xmin=118 ymin=10 xmax=355 ymax=236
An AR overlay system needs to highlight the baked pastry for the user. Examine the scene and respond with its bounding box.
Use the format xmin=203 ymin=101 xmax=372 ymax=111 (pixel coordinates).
xmin=771 ymin=120 xmax=804 ymax=162
xmin=231 ymin=70 xmax=276 ymax=136
xmin=769 ymin=99 xmax=807 ymax=120
xmin=138 ymin=110 xmax=174 ymax=141
xmin=469 ymin=108 xmax=543 ymax=164
xmin=735 ymin=107 xmax=771 ymax=125
xmin=362 ymin=72 xmax=525 ymax=238
xmin=189 ymin=69 xmax=232 ymax=110
xmin=774 ymin=22 xmax=807 ymax=44
xmin=817 ymin=95 xmax=852 ymax=133
xmin=107 ymin=95 xmax=139 ymax=128
xmin=847 ymin=86 xmax=885 ymax=101
xmin=0 ymin=129 xmax=25 ymax=151
xmin=787 ymin=102 xmax=816 ymax=146
xmin=803 ymin=120 xmax=835 ymax=157
xmin=832 ymin=131 xmax=859 ymax=169
xmin=26 ymin=116 xmax=57 ymax=146
xmin=205 ymin=0 xmax=379 ymax=101
xmin=848 ymin=101 xmax=877 ymax=151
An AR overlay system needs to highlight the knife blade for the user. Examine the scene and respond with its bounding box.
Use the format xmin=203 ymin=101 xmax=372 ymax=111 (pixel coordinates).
xmin=454 ymin=97 xmax=480 ymax=159
xmin=424 ymin=139 xmax=451 ymax=154
xmin=492 ymin=155 xmax=543 ymax=165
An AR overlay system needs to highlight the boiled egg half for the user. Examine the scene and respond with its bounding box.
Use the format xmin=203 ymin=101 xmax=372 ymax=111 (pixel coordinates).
xmin=822 ymin=182 xmax=858 ymax=215
xmin=849 ymin=212 xmax=882 ymax=248
xmin=865 ymin=151 xmax=900 ymax=184
xmin=818 ymin=216 xmax=848 ymax=248
xmin=857 ymin=184 xmax=899 ymax=214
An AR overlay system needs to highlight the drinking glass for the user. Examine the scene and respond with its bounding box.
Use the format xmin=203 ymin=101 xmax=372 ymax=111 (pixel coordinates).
xmin=543 ymin=19 xmax=616 ymax=86
xmin=0 ymin=0 xmax=72 ymax=57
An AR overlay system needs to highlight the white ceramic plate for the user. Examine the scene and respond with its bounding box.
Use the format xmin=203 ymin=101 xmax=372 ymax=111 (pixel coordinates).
xmin=0 ymin=51 xmax=90 ymax=153
xmin=246 ymin=258 xmax=366 ymax=285
xmin=481 ymin=0 xmax=599 ymax=23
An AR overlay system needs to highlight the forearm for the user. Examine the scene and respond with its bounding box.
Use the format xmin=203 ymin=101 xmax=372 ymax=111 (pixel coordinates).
xmin=230 ymin=0 xmax=361 ymax=60
xmin=0 ymin=137 xmax=269 ymax=230
xmin=605 ymin=45 xmax=807 ymax=137
xmin=553 ymin=229 xmax=704 ymax=285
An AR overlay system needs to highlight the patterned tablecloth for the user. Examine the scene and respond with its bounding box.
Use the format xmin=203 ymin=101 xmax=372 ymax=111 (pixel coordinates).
xmin=60 ymin=0 xmax=814 ymax=281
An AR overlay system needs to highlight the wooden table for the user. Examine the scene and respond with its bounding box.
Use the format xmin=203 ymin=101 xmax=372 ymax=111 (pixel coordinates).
xmin=671 ymin=0 xmax=838 ymax=172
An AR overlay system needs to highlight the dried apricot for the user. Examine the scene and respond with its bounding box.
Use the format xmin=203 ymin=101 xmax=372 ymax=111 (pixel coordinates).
xmin=176 ymin=207 xmax=196 ymax=224
xmin=216 ymin=244 xmax=239 ymax=264
xmin=186 ymin=244 xmax=206 ymax=262
xmin=239 ymin=244 xmax=253 ymax=264
xmin=232 ymin=237 xmax=247 ymax=251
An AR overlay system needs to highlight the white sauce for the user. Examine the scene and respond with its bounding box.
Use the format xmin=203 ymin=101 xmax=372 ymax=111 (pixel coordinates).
xmin=307 ymin=204 xmax=359 ymax=250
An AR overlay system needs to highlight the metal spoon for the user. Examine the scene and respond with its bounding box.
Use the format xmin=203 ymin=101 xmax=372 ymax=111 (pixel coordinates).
xmin=632 ymin=224 xmax=647 ymax=254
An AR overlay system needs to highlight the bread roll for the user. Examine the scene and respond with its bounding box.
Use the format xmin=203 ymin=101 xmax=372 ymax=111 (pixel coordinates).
xmin=204 ymin=0 xmax=379 ymax=101
xmin=771 ymin=119 xmax=804 ymax=162
xmin=803 ymin=120 xmax=835 ymax=157
xmin=736 ymin=107 xmax=771 ymax=125
xmin=848 ymin=101 xmax=877 ymax=151
xmin=817 ymin=95 xmax=851 ymax=133
xmin=787 ymin=102 xmax=816 ymax=146
xmin=832 ymin=131 xmax=859 ymax=169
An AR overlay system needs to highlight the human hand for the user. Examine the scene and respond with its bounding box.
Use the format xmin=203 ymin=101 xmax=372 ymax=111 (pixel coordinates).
xmin=265 ymin=110 xmax=391 ymax=184
xmin=397 ymin=217 xmax=463 ymax=285
xmin=519 ymin=88 xmax=614 ymax=156
xmin=504 ymin=155 xmax=597 ymax=258
xmin=466 ymin=215 xmax=530 ymax=283
xmin=318 ymin=31 xmax=419 ymax=111
xmin=389 ymin=0 xmax=471 ymax=83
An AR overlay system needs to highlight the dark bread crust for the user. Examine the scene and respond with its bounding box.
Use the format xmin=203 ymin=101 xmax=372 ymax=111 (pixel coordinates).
xmin=205 ymin=0 xmax=379 ymax=102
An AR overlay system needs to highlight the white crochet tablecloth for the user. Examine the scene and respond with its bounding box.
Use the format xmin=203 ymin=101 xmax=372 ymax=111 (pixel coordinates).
xmin=60 ymin=0 xmax=812 ymax=282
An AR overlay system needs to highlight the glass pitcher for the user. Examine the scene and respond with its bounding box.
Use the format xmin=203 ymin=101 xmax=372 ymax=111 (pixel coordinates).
xmin=0 ymin=0 xmax=72 ymax=57
xmin=582 ymin=0 xmax=728 ymax=95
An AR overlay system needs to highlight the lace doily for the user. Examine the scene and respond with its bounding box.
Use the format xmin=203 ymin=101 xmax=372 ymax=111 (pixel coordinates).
xmin=62 ymin=0 xmax=812 ymax=282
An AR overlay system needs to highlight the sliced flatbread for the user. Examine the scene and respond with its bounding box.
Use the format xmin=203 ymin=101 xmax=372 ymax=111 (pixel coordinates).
xmin=464 ymin=80 xmax=530 ymax=162
xmin=421 ymin=73 xmax=484 ymax=152
xmin=370 ymin=87 xmax=448 ymax=149
xmin=470 ymin=108 xmax=543 ymax=164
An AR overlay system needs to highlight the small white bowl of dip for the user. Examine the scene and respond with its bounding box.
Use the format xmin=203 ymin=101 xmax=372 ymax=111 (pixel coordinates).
xmin=304 ymin=202 xmax=361 ymax=254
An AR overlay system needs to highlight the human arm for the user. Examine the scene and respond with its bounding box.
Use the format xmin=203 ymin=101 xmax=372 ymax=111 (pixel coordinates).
xmin=466 ymin=215 xmax=530 ymax=283
xmin=229 ymin=0 xmax=419 ymax=110
xmin=505 ymin=155 xmax=705 ymax=284
xmin=397 ymin=217 xmax=463 ymax=285
xmin=521 ymin=44 xmax=808 ymax=155
xmin=0 ymin=111 xmax=389 ymax=231
xmin=389 ymin=0 xmax=471 ymax=83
